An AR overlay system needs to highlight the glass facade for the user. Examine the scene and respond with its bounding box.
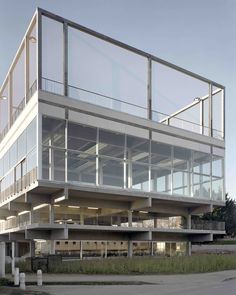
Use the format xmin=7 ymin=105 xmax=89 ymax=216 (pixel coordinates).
xmin=41 ymin=115 xmax=224 ymax=201
xmin=0 ymin=117 xmax=37 ymax=203
xmin=38 ymin=12 xmax=224 ymax=140
xmin=0 ymin=10 xmax=225 ymax=143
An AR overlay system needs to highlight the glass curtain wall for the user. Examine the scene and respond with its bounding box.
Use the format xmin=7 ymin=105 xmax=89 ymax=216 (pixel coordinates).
xmin=0 ymin=17 xmax=37 ymax=142
xmin=0 ymin=117 xmax=37 ymax=203
xmin=40 ymin=13 xmax=224 ymax=139
xmin=41 ymin=115 xmax=224 ymax=201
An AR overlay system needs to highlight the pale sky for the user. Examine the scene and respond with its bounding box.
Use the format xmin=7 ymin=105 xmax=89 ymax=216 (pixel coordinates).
xmin=0 ymin=0 xmax=235 ymax=197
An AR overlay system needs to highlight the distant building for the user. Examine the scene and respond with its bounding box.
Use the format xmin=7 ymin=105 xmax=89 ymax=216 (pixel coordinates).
xmin=0 ymin=8 xmax=225 ymax=265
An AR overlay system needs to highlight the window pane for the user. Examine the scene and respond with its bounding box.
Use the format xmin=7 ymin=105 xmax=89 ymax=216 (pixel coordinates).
xmin=151 ymin=167 xmax=171 ymax=193
xmin=12 ymin=45 xmax=25 ymax=121
xmin=68 ymin=151 xmax=96 ymax=184
xmin=3 ymin=151 xmax=9 ymax=175
xmin=212 ymin=87 xmax=223 ymax=139
xmin=42 ymin=116 xmax=65 ymax=148
xmin=212 ymin=178 xmax=223 ymax=201
xmin=203 ymin=98 xmax=209 ymax=136
xmin=132 ymin=162 xmax=149 ymax=190
xmin=193 ymin=151 xmax=210 ymax=175
xmin=202 ymin=175 xmax=210 ymax=199
xmin=152 ymin=62 xmax=208 ymax=124
xmin=42 ymin=146 xmax=49 ymax=180
xmin=100 ymin=157 xmax=124 ymax=187
xmin=42 ymin=16 xmax=64 ymax=95
xmin=127 ymin=136 xmax=149 ymax=163
xmin=173 ymin=146 xmax=191 ymax=171
xmin=212 ymin=155 xmax=223 ymax=178
xmin=17 ymin=130 xmax=26 ymax=161
xmin=151 ymin=141 xmax=171 ymax=168
xmin=28 ymin=22 xmax=37 ymax=90
xmin=68 ymin=122 xmax=97 ymax=153
xmin=9 ymin=141 xmax=17 ymax=167
xmin=0 ymin=80 xmax=9 ymax=135
xmin=27 ymin=117 xmax=36 ymax=152
xmin=99 ymin=129 xmax=124 ymax=159
xmin=68 ymin=27 xmax=148 ymax=118
xmin=173 ymin=170 xmax=189 ymax=196
xmin=26 ymin=147 xmax=36 ymax=173
xmin=53 ymin=149 xmax=65 ymax=181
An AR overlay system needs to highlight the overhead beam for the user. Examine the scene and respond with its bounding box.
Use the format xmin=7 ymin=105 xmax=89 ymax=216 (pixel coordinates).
xmin=189 ymin=204 xmax=213 ymax=215
xmin=52 ymin=188 xmax=68 ymax=203
xmin=0 ymin=235 xmax=8 ymax=242
xmin=150 ymin=204 xmax=188 ymax=216
xmin=61 ymin=198 xmax=130 ymax=210
xmin=130 ymin=231 xmax=152 ymax=241
xmin=189 ymin=233 xmax=213 ymax=242
xmin=25 ymin=229 xmax=51 ymax=240
xmin=131 ymin=197 xmax=152 ymax=210
xmin=68 ymin=231 xmax=129 ymax=241
xmin=51 ymin=228 xmax=68 ymax=240
xmin=25 ymin=193 xmax=51 ymax=205
xmin=8 ymin=202 xmax=31 ymax=212
xmin=9 ymin=232 xmax=25 ymax=241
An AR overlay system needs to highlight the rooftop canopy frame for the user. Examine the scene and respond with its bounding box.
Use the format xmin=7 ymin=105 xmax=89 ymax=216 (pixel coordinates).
xmin=0 ymin=8 xmax=225 ymax=141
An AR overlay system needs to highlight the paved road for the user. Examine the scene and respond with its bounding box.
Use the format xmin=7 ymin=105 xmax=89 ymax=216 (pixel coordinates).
xmin=27 ymin=270 xmax=236 ymax=295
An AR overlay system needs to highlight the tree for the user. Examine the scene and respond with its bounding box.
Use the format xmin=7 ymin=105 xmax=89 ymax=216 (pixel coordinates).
xmin=202 ymin=194 xmax=236 ymax=236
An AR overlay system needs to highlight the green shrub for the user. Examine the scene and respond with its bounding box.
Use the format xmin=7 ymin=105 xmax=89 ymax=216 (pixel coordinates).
xmin=0 ymin=277 xmax=11 ymax=286
xmin=49 ymin=254 xmax=236 ymax=274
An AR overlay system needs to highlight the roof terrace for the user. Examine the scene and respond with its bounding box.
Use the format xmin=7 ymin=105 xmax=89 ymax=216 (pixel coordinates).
xmin=0 ymin=8 xmax=225 ymax=142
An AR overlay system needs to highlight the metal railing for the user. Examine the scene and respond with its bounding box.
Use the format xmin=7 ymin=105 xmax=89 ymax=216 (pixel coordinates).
xmin=0 ymin=167 xmax=37 ymax=204
xmin=191 ymin=220 xmax=225 ymax=231
xmin=41 ymin=77 xmax=223 ymax=139
xmin=0 ymin=80 xmax=37 ymax=143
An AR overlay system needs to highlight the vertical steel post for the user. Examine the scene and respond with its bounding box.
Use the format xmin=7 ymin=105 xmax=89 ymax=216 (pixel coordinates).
xmin=37 ymin=9 xmax=42 ymax=90
xmin=147 ymin=58 xmax=152 ymax=121
xmin=25 ymin=37 xmax=29 ymax=103
xmin=209 ymin=83 xmax=213 ymax=137
xmin=63 ymin=22 xmax=68 ymax=96
xmin=222 ymin=88 xmax=225 ymax=140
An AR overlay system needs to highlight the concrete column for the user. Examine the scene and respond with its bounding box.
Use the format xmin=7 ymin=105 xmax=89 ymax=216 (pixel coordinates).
xmin=49 ymin=205 xmax=54 ymax=224
xmin=154 ymin=218 xmax=158 ymax=228
xmin=49 ymin=240 xmax=55 ymax=255
xmin=128 ymin=210 xmax=132 ymax=227
xmin=187 ymin=241 xmax=192 ymax=256
xmin=104 ymin=241 xmax=107 ymax=259
xmin=15 ymin=242 xmax=19 ymax=258
xmin=11 ymin=241 xmax=15 ymax=275
xmin=128 ymin=240 xmax=133 ymax=257
xmin=151 ymin=242 xmax=154 ymax=256
xmin=0 ymin=242 xmax=6 ymax=278
xmin=187 ymin=214 xmax=191 ymax=229
xmin=80 ymin=213 xmax=84 ymax=225
xmin=80 ymin=241 xmax=83 ymax=260
xmin=29 ymin=210 xmax=33 ymax=224
xmin=29 ymin=241 xmax=36 ymax=257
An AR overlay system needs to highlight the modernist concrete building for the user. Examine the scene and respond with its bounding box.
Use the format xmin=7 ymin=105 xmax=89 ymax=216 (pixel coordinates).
xmin=0 ymin=8 xmax=225 ymax=275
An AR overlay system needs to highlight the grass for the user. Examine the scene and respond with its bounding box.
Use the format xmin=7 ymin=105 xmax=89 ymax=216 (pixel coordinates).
xmin=6 ymin=254 xmax=236 ymax=275
xmin=0 ymin=287 xmax=50 ymax=295
xmin=48 ymin=254 xmax=236 ymax=274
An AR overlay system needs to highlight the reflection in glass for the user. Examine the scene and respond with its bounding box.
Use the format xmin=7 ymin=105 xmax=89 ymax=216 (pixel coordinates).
xmin=132 ymin=162 xmax=149 ymax=190
xmin=68 ymin=122 xmax=97 ymax=154
xmin=68 ymin=151 xmax=96 ymax=184
xmin=68 ymin=27 xmax=148 ymax=117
